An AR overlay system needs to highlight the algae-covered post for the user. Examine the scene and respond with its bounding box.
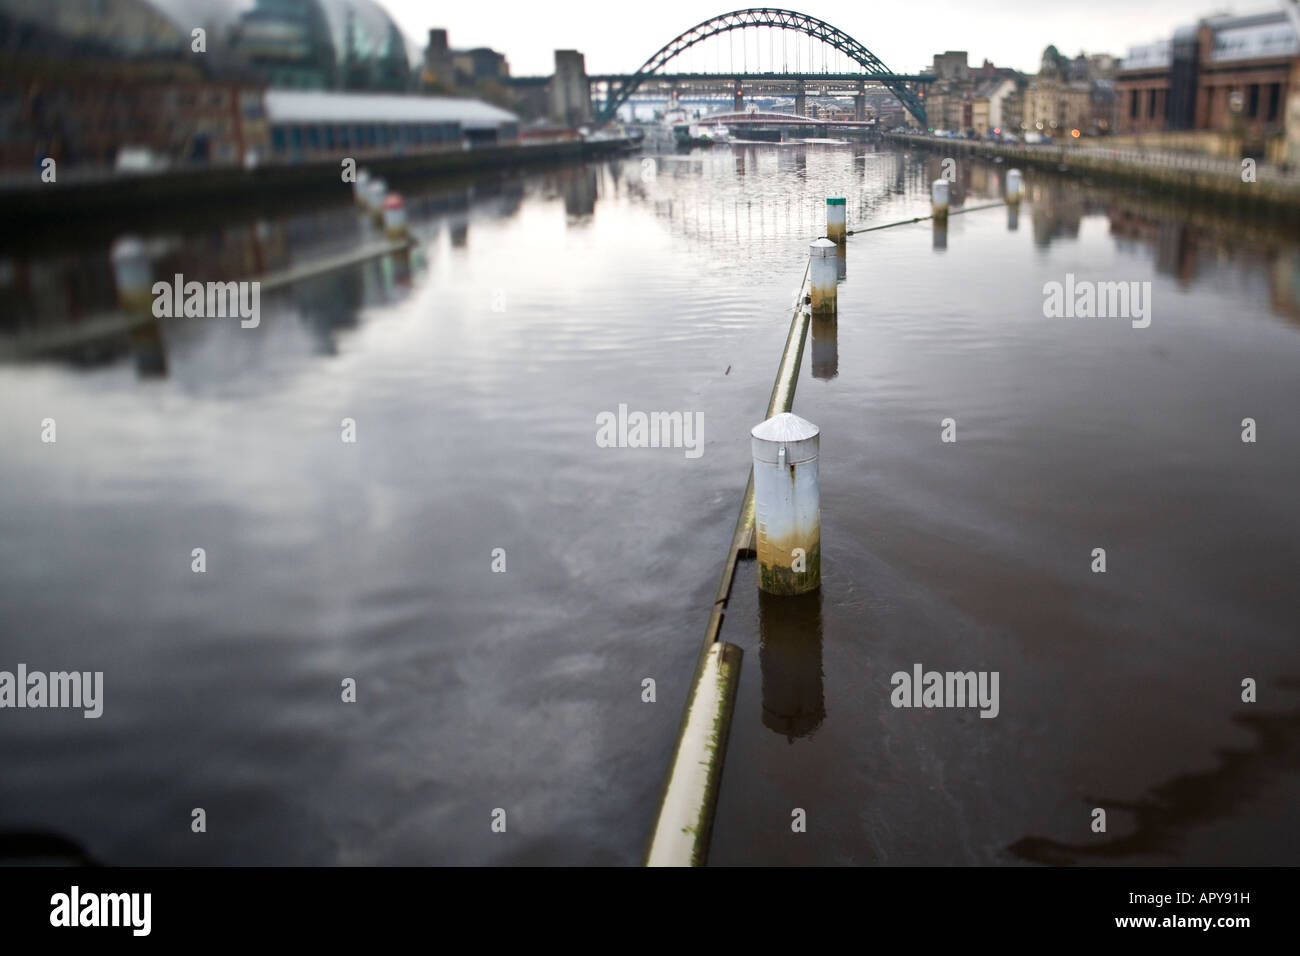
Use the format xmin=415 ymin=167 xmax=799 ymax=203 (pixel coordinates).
xmin=109 ymin=236 xmax=152 ymax=317
xmin=382 ymin=193 xmax=408 ymax=240
xmin=366 ymin=178 xmax=388 ymax=221
xmin=751 ymin=412 xmax=821 ymax=596
xmin=809 ymin=238 xmax=837 ymax=316
xmin=1006 ymin=168 xmax=1023 ymax=205
xmin=932 ymin=178 xmax=950 ymax=221
xmin=826 ymin=196 xmax=846 ymax=244
xmin=111 ymin=235 xmax=168 ymax=376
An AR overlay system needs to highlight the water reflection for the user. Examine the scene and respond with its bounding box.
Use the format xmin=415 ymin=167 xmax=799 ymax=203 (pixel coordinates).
xmin=1009 ymin=685 xmax=1300 ymax=864
xmin=759 ymin=590 xmax=826 ymax=741
xmin=1031 ymin=185 xmax=1086 ymax=247
xmin=562 ymin=167 xmax=599 ymax=221
xmin=933 ymin=219 xmax=947 ymax=251
xmin=811 ymin=313 xmax=838 ymax=381
xmin=3 ymin=144 xmax=1299 ymax=866
xmin=128 ymin=316 xmax=168 ymax=378
xmin=7 ymin=149 xmax=1300 ymax=369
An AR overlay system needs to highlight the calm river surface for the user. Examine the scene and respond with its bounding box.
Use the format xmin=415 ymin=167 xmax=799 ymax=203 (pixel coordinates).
xmin=1 ymin=144 xmax=1297 ymax=864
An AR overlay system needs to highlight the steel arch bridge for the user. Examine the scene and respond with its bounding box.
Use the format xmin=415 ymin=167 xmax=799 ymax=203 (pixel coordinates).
xmin=595 ymin=8 xmax=927 ymax=126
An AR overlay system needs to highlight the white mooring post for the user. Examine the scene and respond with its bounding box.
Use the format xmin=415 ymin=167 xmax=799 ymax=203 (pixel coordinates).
xmin=931 ymin=178 xmax=950 ymax=221
xmin=367 ymin=178 xmax=388 ymax=220
xmin=354 ymin=168 xmax=371 ymax=206
xmin=1006 ymin=168 xmax=1023 ymax=204
xmin=825 ymin=196 xmax=846 ymax=244
xmin=751 ymin=412 xmax=821 ymax=596
xmin=809 ymin=238 xmax=837 ymax=316
xmin=109 ymin=236 xmax=152 ymax=316
xmin=382 ymin=193 xmax=408 ymax=240
xmin=110 ymin=235 xmax=167 ymax=376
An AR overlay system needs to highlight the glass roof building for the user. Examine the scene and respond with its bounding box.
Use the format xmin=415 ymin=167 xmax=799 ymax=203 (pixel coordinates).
xmin=0 ymin=0 xmax=414 ymax=90
xmin=232 ymin=0 xmax=412 ymax=91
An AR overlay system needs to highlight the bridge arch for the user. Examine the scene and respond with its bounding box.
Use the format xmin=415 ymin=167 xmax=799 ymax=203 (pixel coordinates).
xmin=595 ymin=8 xmax=927 ymax=126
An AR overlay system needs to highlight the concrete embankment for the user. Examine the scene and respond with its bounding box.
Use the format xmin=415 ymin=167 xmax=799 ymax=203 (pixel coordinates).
xmin=887 ymin=132 xmax=1300 ymax=223
xmin=0 ymin=138 xmax=633 ymax=233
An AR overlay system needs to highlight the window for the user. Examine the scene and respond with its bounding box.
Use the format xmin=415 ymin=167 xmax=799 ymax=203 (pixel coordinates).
xmin=1147 ymin=89 xmax=1156 ymax=119
xmin=1267 ymin=83 xmax=1281 ymax=122
xmin=1130 ymin=90 xmax=1138 ymax=119
xmin=1248 ymin=83 xmax=1259 ymax=118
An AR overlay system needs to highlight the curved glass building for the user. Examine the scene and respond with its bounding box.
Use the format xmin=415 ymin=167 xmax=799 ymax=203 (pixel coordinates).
xmin=0 ymin=0 xmax=412 ymax=90
xmin=232 ymin=0 xmax=412 ymax=90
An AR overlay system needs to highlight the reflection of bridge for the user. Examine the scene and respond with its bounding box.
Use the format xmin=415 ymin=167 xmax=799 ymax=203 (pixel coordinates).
xmin=507 ymin=9 xmax=933 ymax=127
xmin=691 ymin=110 xmax=878 ymax=134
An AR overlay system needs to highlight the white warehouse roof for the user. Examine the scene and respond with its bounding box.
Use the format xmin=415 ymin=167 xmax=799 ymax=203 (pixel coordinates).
xmin=264 ymin=90 xmax=518 ymax=131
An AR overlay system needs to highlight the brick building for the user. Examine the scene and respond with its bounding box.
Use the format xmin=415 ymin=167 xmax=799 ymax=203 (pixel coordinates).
xmin=1116 ymin=11 xmax=1298 ymax=137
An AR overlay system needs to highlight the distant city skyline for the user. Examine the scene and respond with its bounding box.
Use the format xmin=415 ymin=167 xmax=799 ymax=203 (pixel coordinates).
xmin=382 ymin=0 xmax=1272 ymax=76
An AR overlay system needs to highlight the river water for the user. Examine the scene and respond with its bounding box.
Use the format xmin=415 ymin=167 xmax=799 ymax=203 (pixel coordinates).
xmin=1 ymin=144 xmax=1297 ymax=865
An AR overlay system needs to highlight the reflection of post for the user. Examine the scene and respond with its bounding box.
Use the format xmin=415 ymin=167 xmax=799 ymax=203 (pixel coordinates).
xmin=836 ymin=242 xmax=846 ymax=281
xmin=759 ymin=590 xmax=826 ymax=740
xmin=811 ymin=313 xmax=837 ymax=380
xmin=563 ymin=167 xmax=598 ymax=219
xmin=390 ymin=245 xmax=412 ymax=287
xmin=933 ymin=219 xmax=948 ymax=250
xmin=1005 ymin=168 xmax=1022 ymax=232
xmin=110 ymin=236 xmax=167 ymax=378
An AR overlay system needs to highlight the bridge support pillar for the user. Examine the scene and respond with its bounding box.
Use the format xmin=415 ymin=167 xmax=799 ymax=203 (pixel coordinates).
xmin=855 ymin=81 xmax=866 ymax=121
xmin=734 ymin=80 xmax=744 ymax=113
xmin=795 ymin=79 xmax=806 ymax=118
xmin=550 ymin=50 xmax=591 ymax=127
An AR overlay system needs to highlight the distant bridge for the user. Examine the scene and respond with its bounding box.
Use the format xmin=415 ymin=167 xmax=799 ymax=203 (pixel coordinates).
xmin=507 ymin=9 xmax=933 ymax=128
xmin=592 ymin=9 xmax=930 ymax=126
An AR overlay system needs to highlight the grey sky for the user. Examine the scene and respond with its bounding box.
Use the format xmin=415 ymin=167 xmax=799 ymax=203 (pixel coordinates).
xmin=381 ymin=0 xmax=1265 ymax=76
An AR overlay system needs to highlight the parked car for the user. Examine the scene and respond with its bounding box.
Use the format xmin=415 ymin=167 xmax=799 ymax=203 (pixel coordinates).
xmin=115 ymin=146 xmax=170 ymax=174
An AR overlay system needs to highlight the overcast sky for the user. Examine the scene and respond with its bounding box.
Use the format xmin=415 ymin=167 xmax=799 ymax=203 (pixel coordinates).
xmin=381 ymin=0 xmax=1266 ymax=76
